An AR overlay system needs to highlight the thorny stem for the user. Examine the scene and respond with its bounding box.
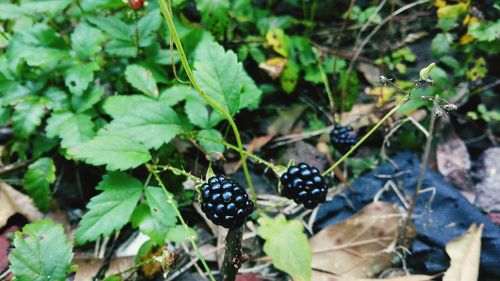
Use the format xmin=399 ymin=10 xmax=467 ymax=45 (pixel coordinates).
xmin=315 ymin=48 xmax=335 ymax=120
xmin=157 ymin=0 xmax=257 ymax=203
xmin=221 ymin=228 xmax=245 ymax=281
xmin=150 ymin=168 xmax=217 ymax=281
xmin=156 ymin=164 xmax=203 ymax=183
xmin=398 ymin=95 xmax=439 ymax=245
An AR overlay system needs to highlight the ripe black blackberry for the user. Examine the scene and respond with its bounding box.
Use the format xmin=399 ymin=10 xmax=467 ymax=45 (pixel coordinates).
xmin=280 ymin=163 xmax=328 ymax=209
xmin=200 ymin=176 xmax=254 ymax=229
xmin=331 ymin=125 xmax=358 ymax=154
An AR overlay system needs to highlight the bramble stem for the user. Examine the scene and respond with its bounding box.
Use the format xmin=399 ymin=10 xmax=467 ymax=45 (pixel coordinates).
xmin=150 ymin=169 xmax=216 ymax=281
xmin=221 ymin=228 xmax=244 ymax=281
xmin=157 ymin=0 xmax=256 ymax=203
xmin=398 ymin=95 xmax=439 ymax=245
xmin=322 ymin=95 xmax=410 ymax=176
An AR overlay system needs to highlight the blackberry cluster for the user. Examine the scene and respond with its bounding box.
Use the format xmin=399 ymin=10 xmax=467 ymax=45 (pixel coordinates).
xmin=280 ymin=163 xmax=328 ymax=209
xmin=200 ymin=176 xmax=254 ymax=229
xmin=331 ymin=125 xmax=358 ymax=154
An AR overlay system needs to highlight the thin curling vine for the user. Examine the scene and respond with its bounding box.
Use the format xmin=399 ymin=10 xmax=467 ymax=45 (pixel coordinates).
xmin=157 ymin=0 xmax=257 ymax=203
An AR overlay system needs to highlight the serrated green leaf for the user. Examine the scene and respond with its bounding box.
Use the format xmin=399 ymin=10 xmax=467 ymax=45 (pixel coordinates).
xmin=46 ymin=111 xmax=96 ymax=149
xmin=102 ymin=95 xmax=153 ymax=118
xmin=88 ymin=16 xmax=132 ymax=41
xmin=197 ymin=129 xmax=224 ymax=160
xmin=23 ymin=158 xmax=56 ymax=212
xmin=9 ymin=220 xmax=73 ymax=281
xmin=258 ymin=215 xmax=311 ymax=281
xmin=21 ymin=0 xmax=73 ymax=15
xmin=159 ymin=85 xmax=195 ymax=106
xmin=240 ymin=71 xmax=263 ymax=110
xmin=44 ymin=87 xmax=70 ymax=111
xmin=105 ymin=40 xmax=137 ymax=58
xmin=103 ymin=96 xmax=181 ymax=149
xmin=12 ymin=98 xmax=46 ymax=138
xmin=69 ymin=134 xmax=151 ymax=171
xmin=194 ymin=41 xmax=243 ymax=115
xmin=138 ymin=9 xmax=162 ymax=41
xmin=125 ymin=65 xmax=158 ymax=97
xmin=75 ymin=172 xmax=143 ymax=244
xmin=0 ymin=4 xmax=27 ymax=20
xmin=71 ymin=85 xmax=104 ymax=113
xmin=65 ymin=62 xmax=100 ymax=95
xmin=132 ymin=187 xmax=178 ymax=244
xmin=71 ymin=22 xmax=105 ymax=60
xmin=185 ymin=97 xmax=210 ymax=128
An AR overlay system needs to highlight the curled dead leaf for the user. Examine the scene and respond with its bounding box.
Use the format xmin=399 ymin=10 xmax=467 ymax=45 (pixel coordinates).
xmin=443 ymin=224 xmax=483 ymax=281
xmin=436 ymin=133 xmax=472 ymax=190
xmin=0 ymin=181 xmax=43 ymax=228
xmin=309 ymin=202 xmax=415 ymax=278
xmin=259 ymin=57 xmax=287 ymax=79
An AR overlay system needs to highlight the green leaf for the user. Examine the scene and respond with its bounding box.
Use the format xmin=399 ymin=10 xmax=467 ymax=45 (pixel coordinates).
xmin=125 ymin=65 xmax=159 ymax=97
xmin=65 ymin=62 xmax=100 ymax=95
xmin=75 ymin=172 xmax=143 ymax=244
xmin=105 ymin=39 xmax=137 ymax=58
xmin=240 ymin=71 xmax=263 ymax=110
xmin=46 ymin=112 xmax=96 ymax=149
xmin=71 ymin=22 xmax=105 ymax=60
xmin=197 ymin=129 xmax=224 ymax=160
xmin=281 ymin=60 xmax=299 ymax=94
xmin=159 ymin=85 xmax=194 ymax=106
xmin=0 ymin=4 xmax=27 ymax=19
xmin=138 ymin=9 xmax=162 ymax=40
xmin=12 ymin=98 xmax=46 ymax=138
xmin=194 ymin=41 xmax=243 ymax=115
xmin=132 ymin=186 xmax=178 ymax=244
xmin=69 ymin=134 xmax=151 ymax=171
xmin=71 ymin=85 xmax=104 ymax=113
xmin=102 ymin=95 xmax=153 ymax=118
xmin=258 ymin=215 xmax=311 ymax=281
xmin=469 ymin=21 xmax=500 ymax=42
xmin=166 ymin=225 xmax=197 ymax=243
xmin=23 ymin=158 xmax=56 ymax=212
xmin=185 ymin=97 xmax=210 ymax=128
xmin=103 ymin=96 xmax=181 ymax=149
xmin=21 ymin=0 xmax=73 ymax=15
xmin=88 ymin=16 xmax=132 ymax=41
xmin=195 ymin=0 xmax=230 ymax=38
xmin=9 ymin=220 xmax=73 ymax=281
xmin=431 ymin=33 xmax=451 ymax=59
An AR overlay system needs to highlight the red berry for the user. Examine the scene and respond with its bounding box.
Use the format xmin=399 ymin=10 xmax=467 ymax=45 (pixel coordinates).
xmin=128 ymin=0 xmax=144 ymax=10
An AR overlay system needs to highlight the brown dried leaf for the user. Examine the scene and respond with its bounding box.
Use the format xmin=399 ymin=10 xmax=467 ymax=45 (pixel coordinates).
xmin=259 ymin=57 xmax=287 ymax=79
xmin=73 ymin=255 xmax=134 ymax=281
xmin=443 ymin=224 xmax=483 ymax=281
xmin=436 ymin=133 xmax=472 ymax=190
xmin=0 ymin=181 xmax=43 ymax=228
xmin=312 ymin=271 xmax=436 ymax=281
xmin=309 ymin=202 xmax=407 ymax=278
xmin=339 ymin=103 xmax=379 ymax=130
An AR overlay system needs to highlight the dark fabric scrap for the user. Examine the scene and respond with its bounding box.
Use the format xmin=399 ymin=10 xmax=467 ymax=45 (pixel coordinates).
xmin=314 ymin=152 xmax=500 ymax=280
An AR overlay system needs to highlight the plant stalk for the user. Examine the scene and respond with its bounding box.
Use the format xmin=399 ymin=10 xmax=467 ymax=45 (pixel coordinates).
xmin=221 ymin=227 xmax=244 ymax=281
xmin=398 ymin=95 xmax=439 ymax=245
xmin=157 ymin=0 xmax=256 ymax=202
xmin=150 ymin=169 xmax=216 ymax=281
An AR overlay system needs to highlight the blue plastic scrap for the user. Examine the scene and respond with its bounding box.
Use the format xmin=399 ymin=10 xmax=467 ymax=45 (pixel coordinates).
xmin=314 ymin=152 xmax=500 ymax=280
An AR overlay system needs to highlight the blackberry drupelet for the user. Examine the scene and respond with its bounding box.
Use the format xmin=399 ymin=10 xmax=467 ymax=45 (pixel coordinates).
xmin=331 ymin=125 xmax=358 ymax=154
xmin=200 ymin=176 xmax=254 ymax=229
xmin=280 ymin=163 xmax=328 ymax=209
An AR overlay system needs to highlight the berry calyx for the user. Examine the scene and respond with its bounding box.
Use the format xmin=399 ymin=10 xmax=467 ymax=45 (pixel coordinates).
xmin=280 ymin=163 xmax=328 ymax=209
xmin=200 ymin=176 xmax=254 ymax=229
xmin=331 ymin=125 xmax=358 ymax=154
xmin=128 ymin=0 xmax=145 ymax=10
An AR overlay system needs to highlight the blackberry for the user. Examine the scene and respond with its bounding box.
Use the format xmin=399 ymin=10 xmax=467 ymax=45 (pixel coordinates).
xmin=200 ymin=176 xmax=254 ymax=229
xmin=330 ymin=125 xmax=358 ymax=154
xmin=280 ymin=163 xmax=328 ymax=209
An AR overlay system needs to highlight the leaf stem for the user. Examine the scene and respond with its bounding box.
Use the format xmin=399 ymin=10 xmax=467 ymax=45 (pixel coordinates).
xmin=157 ymin=0 xmax=256 ymax=203
xmin=150 ymin=169 xmax=216 ymax=281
